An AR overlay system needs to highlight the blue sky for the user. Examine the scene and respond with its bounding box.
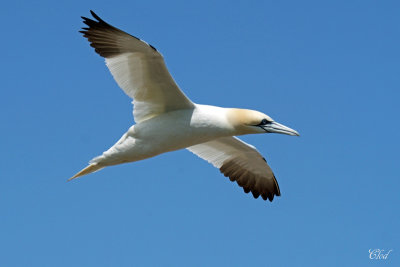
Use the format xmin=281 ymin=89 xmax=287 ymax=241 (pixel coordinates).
xmin=1 ymin=0 xmax=399 ymax=266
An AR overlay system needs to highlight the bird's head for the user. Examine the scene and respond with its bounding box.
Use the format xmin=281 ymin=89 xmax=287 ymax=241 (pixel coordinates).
xmin=227 ymin=108 xmax=300 ymax=136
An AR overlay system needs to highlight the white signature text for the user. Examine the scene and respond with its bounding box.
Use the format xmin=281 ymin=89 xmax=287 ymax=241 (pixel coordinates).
xmin=369 ymin=249 xmax=392 ymax=260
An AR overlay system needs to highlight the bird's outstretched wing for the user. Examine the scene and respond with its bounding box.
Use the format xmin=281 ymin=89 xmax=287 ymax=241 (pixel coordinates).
xmin=80 ymin=11 xmax=194 ymax=123
xmin=187 ymin=136 xmax=280 ymax=201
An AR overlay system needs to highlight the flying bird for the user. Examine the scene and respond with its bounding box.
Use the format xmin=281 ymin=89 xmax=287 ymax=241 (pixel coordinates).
xmin=71 ymin=11 xmax=299 ymax=202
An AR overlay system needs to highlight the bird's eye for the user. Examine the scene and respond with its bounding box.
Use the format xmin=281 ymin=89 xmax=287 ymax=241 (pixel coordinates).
xmin=261 ymin=119 xmax=270 ymax=125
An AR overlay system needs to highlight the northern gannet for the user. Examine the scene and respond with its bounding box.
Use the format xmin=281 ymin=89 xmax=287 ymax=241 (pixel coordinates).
xmin=70 ymin=11 xmax=299 ymax=202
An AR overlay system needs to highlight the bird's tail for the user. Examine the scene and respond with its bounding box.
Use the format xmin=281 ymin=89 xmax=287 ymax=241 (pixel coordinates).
xmin=68 ymin=163 xmax=104 ymax=181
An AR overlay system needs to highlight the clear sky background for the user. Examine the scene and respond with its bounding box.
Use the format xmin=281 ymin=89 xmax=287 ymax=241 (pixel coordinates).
xmin=1 ymin=0 xmax=399 ymax=266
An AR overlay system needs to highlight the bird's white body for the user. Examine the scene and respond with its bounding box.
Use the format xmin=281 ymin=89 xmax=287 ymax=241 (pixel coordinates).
xmin=73 ymin=11 xmax=299 ymax=202
xmin=94 ymin=105 xmax=234 ymax=166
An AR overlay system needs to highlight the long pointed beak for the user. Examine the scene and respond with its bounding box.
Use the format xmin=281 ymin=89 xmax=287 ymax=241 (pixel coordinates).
xmin=262 ymin=121 xmax=300 ymax=136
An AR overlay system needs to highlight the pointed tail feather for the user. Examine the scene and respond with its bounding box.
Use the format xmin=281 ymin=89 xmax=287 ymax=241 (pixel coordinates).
xmin=68 ymin=164 xmax=104 ymax=181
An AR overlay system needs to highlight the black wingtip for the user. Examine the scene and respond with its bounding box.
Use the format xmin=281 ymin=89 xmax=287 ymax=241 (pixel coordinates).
xmin=273 ymin=175 xmax=281 ymax=196
xmin=81 ymin=16 xmax=91 ymax=22
xmin=90 ymin=10 xmax=106 ymax=24
xmin=90 ymin=10 xmax=99 ymax=20
xmin=251 ymin=191 xmax=260 ymax=199
xmin=268 ymin=194 xmax=274 ymax=202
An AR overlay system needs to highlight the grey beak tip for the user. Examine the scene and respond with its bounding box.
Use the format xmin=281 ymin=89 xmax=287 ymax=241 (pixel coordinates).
xmin=290 ymin=130 xmax=300 ymax=137
xmin=290 ymin=130 xmax=300 ymax=136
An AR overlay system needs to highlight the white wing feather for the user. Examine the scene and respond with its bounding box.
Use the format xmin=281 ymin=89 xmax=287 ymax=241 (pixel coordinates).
xmin=187 ymin=136 xmax=280 ymax=201
xmin=81 ymin=11 xmax=194 ymax=123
